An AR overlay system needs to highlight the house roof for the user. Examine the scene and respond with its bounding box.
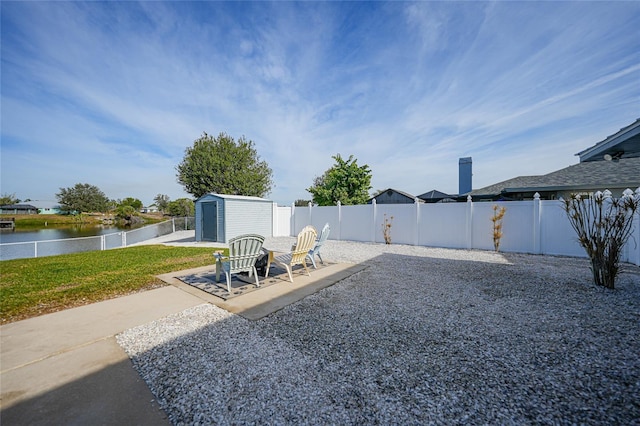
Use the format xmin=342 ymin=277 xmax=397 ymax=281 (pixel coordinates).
xmin=0 ymin=204 xmax=38 ymax=210
xmin=577 ymin=118 xmax=640 ymax=162
xmin=471 ymin=157 xmax=640 ymax=198
xmin=369 ymin=188 xmax=421 ymax=202
xmin=417 ymin=189 xmax=452 ymax=200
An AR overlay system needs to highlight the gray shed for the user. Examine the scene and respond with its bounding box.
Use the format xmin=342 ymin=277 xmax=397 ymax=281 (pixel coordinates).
xmin=195 ymin=193 xmax=274 ymax=243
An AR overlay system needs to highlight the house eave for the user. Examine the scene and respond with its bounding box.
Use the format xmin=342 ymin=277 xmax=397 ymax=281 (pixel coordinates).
xmin=576 ymin=118 xmax=640 ymax=162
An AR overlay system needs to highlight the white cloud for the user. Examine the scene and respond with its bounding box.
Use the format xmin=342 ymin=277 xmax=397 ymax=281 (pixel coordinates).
xmin=2 ymin=1 xmax=639 ymax=206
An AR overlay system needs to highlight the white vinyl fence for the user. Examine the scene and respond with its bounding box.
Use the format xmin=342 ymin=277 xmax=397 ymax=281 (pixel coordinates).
xmin=279 ymin=195 xmax=640 ymax=266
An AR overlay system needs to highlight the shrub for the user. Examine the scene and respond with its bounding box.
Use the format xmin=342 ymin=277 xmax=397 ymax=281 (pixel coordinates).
xmin=382 ymin=214 xmax=393 ymax=244
xmin=491 ymin=205 xmax=507 ymax=252
xmin=563 ymin=188 xmax=640 ymax=289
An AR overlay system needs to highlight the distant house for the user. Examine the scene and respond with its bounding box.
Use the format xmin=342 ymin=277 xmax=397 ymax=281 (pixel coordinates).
xmin=368 ymin=188 xmax=423 ymax=204
xmin=30 ymin=201 xmax=63 ymax=215
xmin=0 ymin=204 xmax=39 ymax=215
xmin=468 ymin=118 xmax=640 ymax=201
xmin=140 ymin=204 xmax=160 ymax=213
xmin=418 ymin=189 xmax=455 ymax=203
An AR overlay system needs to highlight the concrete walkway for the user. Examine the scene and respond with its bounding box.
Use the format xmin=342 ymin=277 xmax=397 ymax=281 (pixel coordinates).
xmin=0 ymin=286 xmax=206 ymax=425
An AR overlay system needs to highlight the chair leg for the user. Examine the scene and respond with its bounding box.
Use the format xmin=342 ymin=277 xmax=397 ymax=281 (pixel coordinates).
xmin=285 ymin=265 xmax=294 ymax=283
xmin=224 ymin=272 xmax=232 ymax=293
xmin=317 ymin=252 xmax=324 ymax=265
xmin=303 ymin=260 xmax=311 ymax=276
xmin=252 ymin=266 xmax=260 ymax=288
xmin=308 ymin=253 xmax=317 ymax=269
xmin=264 ymin=251 xmax=273 ymax=278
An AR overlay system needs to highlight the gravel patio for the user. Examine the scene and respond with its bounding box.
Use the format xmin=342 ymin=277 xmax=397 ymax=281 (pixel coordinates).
xmin=118 ymin=237 xmax=640 ymax=424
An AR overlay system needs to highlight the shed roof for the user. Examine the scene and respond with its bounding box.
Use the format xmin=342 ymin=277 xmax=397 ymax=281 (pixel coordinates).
xmin=197 ymin=193 xmax=272 ymax=202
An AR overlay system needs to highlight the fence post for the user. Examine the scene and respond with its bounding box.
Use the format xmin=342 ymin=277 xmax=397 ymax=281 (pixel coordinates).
xmin=101 ymin=235 xmax=106 ymax=251
xmin=533 ymin=193 xmax=541 ymax=254
xmin=172 ymin=218 xmax=176 ymax=233
xmin=633 ymin=210 xmax=640 ymax=266
xmin=414 ymin=198 xmax=420 ymax=246
xmin=34 ymin=241 xmax=38 ymax=258
xmin=121 ymin=231 xmax=126 ymax=247
xmin=466 ymin=195 xmax=473 ymax=249
xmin=272 ymin=202 xmax=278 ymax=237
xmin=371 ymin=199 xmax=377 ymax=243
xmin=337 ymin=201 xmax=342 ymax=241
xmin=291 ymin=202 xmax=296 ymax=237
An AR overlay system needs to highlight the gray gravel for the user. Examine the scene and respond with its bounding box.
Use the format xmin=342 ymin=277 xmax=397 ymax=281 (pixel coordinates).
xmin=117 ymin=237 xmax=640 ymax=425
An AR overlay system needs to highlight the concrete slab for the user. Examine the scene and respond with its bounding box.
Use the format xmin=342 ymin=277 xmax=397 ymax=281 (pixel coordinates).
xmin=1 ymin=286 xmax=204 ymax=372
xmin=1 ymin=338 xmax=169 ymax=425
xmin=158 ymin=262 xmax=368 ymax=320
xmin=0 ymin=285 xmax=204 ymax=422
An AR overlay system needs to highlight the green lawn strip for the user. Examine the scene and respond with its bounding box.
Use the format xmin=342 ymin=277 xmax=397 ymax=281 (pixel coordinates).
xmin=0 ymin=245 xmax=226 ymax=323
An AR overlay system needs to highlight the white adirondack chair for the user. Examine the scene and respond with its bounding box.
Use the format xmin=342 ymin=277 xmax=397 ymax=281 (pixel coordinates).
xmin=214 ymin=234 xmax=265 ymax=293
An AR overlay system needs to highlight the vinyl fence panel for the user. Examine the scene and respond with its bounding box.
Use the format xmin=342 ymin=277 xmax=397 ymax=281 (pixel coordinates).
xmin=418 ymin=202 xmax=468 ymax=249
xmin=282 ymin=196 xmax=640 ymax=266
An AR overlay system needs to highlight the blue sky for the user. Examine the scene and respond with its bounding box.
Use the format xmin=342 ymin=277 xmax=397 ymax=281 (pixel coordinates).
xmin=1 ymin=1 xmax=639 ymax=206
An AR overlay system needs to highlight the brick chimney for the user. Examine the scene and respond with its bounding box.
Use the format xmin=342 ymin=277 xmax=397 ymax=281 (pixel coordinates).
xmin=459 ymin=157 xmax=472 ymax=195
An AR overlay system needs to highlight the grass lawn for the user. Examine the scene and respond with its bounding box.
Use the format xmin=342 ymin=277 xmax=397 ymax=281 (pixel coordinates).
xmin=0 ymin=245 xmax=225 ymax=324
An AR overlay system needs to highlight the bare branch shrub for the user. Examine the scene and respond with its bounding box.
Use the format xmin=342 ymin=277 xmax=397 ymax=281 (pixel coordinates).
xmin=491 ymin=205 xmax=507 ymax=252
xmin=382 ymin=214 xmax=394 ymax=244
xmin=562 ymin=188 xmax=640 ymax=289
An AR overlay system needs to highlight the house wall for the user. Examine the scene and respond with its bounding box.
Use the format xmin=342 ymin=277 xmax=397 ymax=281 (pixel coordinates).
xmin=0 ymin=206 xmax=38 ymax=215
xmin=282 ymin=196 xmax=640 ymax=266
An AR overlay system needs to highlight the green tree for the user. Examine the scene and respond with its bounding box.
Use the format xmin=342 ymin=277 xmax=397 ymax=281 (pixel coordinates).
xmin=176 ymin=132 xmax=273 ymax=199
xmin=294 ymin=199 xmax=312 ymax=207
xmin=154 ymin=194 xmax=170 ymax=213
xmin=113 ymin=198 xmax=142 ymax=220
xmin=0 ymin=193 xmax=21 ymax=205
xmin=307 ymin=154 xmax=372 ymax=206
xmin=167 ymin=198 xmax=194 ymax=217
xmin=56 ymin=183 xmax=109 ymax=213
xmin=115 ymin=205 xmax=137 ymax=220
xmin=118 ymin=197 xmax=143 ymax=210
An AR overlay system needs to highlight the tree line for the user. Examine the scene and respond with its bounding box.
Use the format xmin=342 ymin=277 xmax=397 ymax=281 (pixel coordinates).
xmin=1 ymin=188 xmax=194 ymax=218
xmin=2 ymin=132 xmax=375 ymax=218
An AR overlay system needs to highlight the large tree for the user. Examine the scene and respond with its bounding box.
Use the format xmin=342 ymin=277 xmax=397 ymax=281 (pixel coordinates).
xmin=307 ymin=154 xmax=372 ymax=206
xmin=56 ymin=183 xmax=110 ymax=213
xmin=176 ymin=132 xmax=273 ymax=199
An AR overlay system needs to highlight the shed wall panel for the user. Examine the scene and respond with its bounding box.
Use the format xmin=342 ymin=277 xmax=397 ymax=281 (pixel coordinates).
xmin=224 ymin=200 xmax=273 ymax=242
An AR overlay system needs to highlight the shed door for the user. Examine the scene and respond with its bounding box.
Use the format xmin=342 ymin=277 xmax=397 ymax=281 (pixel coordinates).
xmin=201 ymin=201 xmax=218 ymax=241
